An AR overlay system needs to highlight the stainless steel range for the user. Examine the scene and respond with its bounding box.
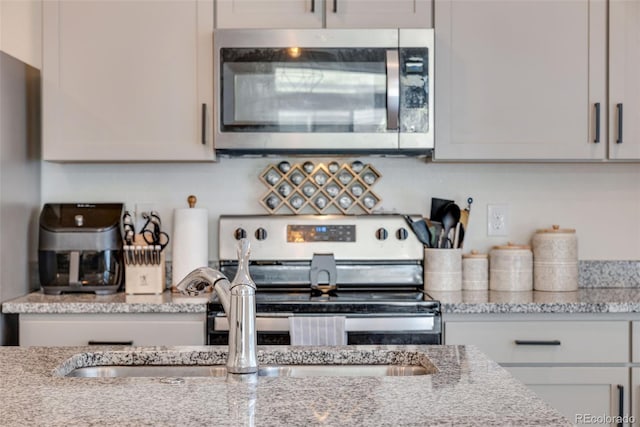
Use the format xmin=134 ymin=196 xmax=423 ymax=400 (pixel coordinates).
xmin=208 ymin=215 xmax=441 ymax=345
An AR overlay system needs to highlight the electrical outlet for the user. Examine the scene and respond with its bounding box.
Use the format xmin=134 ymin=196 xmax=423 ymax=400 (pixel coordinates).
xmin=134 ymin=203 xmax=155 ymax=232
xmin=487 ymin=204 xmax=509 ymax=236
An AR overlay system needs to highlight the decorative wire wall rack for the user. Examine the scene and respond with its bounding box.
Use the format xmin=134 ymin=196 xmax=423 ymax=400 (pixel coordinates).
xmin=259 ymin=160 xmax=382 ymax=215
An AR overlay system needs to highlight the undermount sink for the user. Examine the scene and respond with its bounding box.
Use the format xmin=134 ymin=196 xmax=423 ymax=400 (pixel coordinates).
xmin=66 ymin=364 xmax=430 ymax=378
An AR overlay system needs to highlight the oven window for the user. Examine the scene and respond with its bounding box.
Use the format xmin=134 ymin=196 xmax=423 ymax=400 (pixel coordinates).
xmin=220 ymin=48 xmax=389 ymax=133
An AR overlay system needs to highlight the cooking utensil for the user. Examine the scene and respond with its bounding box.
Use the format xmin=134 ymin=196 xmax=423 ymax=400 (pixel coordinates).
xmin=439 ymin=203 xmax=461 ymax=249
xmin=425 ymin=219 xmax=442 ymax=249
xmin=430 ymin=197 xmax=454 ymax=222
xmin=403 ymin=215 xmax=431 ymax=248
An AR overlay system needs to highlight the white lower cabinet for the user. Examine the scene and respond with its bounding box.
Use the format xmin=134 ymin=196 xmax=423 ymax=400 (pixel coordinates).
xmin=445 ymin=318 xmax=632 ymax=426
xmin=507 ymin=367 xmax=629 ymax=426
xmin=19 ymin=313 xmax=207 ymax=346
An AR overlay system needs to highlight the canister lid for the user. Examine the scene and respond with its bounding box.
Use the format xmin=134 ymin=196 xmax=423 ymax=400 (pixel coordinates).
xmin=462 ymin=250 xmax=488 ymax=259
xmin=492 ymin=242 xmax=531 ymax=250
xmin=536 ymin=224 xmax=576 ymax=234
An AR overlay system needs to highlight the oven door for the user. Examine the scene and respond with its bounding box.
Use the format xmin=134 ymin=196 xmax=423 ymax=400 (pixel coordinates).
xmin=213 ymin=29 xmax=433 ymax=154
xmin=208 ymin=314 xmax=442 ymax=346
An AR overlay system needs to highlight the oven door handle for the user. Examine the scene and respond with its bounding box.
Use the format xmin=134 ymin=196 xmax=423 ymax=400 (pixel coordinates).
xmin=386 ymin=49 xmax=400 ymax=131
xmin=213 ymin=315 xmax=438 ymax=332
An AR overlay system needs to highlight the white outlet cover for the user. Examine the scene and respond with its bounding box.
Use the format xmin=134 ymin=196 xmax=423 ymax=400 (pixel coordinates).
xmin=487 ymin=204 xmax=509 ymax=236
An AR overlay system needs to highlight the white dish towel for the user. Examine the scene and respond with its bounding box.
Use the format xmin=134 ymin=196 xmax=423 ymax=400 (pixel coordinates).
xmin=289 ymin=316 xmax=347 ymax=346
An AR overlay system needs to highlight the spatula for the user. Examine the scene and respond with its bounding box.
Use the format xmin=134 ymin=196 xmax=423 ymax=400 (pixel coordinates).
xmin=403 ymin=215 xmax=432 ymax=248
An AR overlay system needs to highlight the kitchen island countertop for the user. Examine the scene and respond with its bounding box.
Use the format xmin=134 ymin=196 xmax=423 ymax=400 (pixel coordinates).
xmin=0 ymin=344 xmax=570 ymax=426
xmin=7 ymin=288 xmax=640 ymax=314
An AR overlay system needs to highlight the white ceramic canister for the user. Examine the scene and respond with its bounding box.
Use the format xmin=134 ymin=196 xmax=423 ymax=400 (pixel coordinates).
xmin=531 ymin=225 xmax=578 ymax=292
xmin=462 ymin=251 xmax=488 ymax=291
xmin=424 ymin=248 xmax=462 ymax=291
xmin=489 ymin=243 xmax=533 ymax=292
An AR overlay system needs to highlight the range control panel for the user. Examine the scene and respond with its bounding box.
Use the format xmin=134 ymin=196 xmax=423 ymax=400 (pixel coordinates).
xmin=287 ymin=224 xmax=355 ymax=243
xmin=219 ymin=215 xmax=424 ymax=262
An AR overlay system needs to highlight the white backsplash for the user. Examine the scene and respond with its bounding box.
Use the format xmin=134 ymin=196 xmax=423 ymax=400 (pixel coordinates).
xmin=41 ymin=158 xmax=640 ymax=261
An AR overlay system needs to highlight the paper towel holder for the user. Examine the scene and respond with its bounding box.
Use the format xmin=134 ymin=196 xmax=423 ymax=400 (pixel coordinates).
xmin=188 ymin=195 xmax=197 ymax=208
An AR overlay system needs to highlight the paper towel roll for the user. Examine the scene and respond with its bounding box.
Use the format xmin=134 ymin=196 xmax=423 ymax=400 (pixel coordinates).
xmin=171 ymin=207 xmax=208 ymax=288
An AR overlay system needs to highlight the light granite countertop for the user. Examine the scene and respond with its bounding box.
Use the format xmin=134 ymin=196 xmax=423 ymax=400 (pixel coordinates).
xmin=1 ymin=290 xmax=213 ymax=314
xmin=0 ymin=344 xmax=570 ymax=426
xmin=8 ymin=288 xmax=640 ymax=315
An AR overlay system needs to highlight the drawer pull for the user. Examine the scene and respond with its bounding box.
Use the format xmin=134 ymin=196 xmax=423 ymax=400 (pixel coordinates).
xmin=88 ymin=340 xmax=134 ymax=346
xmin=514 ymin=340 xmax=561 ymax=346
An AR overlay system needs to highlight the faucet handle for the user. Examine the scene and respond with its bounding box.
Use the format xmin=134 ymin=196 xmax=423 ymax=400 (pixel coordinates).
xmin=231 ymin=238 xmax=256 ymax=290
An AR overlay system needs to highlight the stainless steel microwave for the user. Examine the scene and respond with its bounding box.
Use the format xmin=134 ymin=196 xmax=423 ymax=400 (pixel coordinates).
xmin=213 ymin=29 xmax=434 ymax=155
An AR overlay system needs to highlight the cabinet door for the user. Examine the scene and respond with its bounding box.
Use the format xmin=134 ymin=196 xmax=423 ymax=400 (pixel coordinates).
xmin=434 ymin=0 xmax=607 ymax=160
xmin=632 ymin=368 xmax=640 ymax=427
xmin=43 ymin=1 xmax=215 ymax=161
xmin=216 ymin=0 xmax=323 ymax=28
xmin=325 ymin=0 xmax=432 ymax=28
xmin=508 ymin=367 xmax=630 ymax=427
xmin=609 ymin=0 xmax=640 ymax=160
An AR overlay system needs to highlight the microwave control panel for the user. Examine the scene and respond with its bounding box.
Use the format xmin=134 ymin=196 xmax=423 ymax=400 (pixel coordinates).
xmin=400 ymin=48 xmax=429 ymax=133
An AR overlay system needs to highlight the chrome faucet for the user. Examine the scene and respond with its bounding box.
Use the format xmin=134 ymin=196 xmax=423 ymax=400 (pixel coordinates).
xmin=176 ymin=238 xmax=257 ymax=374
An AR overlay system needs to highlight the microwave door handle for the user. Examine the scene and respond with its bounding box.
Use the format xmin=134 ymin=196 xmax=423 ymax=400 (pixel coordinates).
xmin=386 ymin=50 xmax=400 ymax=131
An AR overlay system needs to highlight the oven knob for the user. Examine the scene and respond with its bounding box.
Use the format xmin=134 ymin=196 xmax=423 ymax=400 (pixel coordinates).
xmin=396 ymin=227 xmax=409 ymax=241
xmin=375 ymin=228 xmax=388 ymax=241
xmin=255 ymin=228 xmax=268 ymax=241
xmin=234 ymin=228 xmax=247 ymax=240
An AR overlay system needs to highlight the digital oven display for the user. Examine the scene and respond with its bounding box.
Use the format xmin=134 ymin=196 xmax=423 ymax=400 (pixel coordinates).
xmin=287 ymin=224 xmax=355 ymax=243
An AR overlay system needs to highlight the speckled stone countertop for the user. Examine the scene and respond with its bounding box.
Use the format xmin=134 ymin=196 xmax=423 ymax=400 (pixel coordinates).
xmin=8 ymin=288 xmax=640 ymax=315
xmin=428 ymin=288 xmax=640 ymax=314
xmin=0 ymin=344 xmax=570 ymax=426
xmin=1 ymin=291 xmax=212 ymax=314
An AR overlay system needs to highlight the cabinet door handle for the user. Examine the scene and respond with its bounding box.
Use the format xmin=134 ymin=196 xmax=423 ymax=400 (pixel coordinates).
xmin=310 ymin=0 xmax=315 ymax=12
xmin=616 ymin=103 xmax=623 ymax=144
xmin=617 ymin=384 xmax=624 ymax=427
xmin=333 ymin=0 xmax=337 ymax=13
xmin=514 ymin=340 xmax=561 ymax=346
xmin=386 ymin=50 xmax=399 ymax=130
xmin=593 ymin=102 xmax=600 ymax=143
xmin=201 ymin=103 xmax=207 ymax=145
xmin=88 ymin=340 xmax=134 ymax=346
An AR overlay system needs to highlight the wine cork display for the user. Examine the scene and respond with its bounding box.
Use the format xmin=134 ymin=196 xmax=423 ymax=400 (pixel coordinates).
xmin=259 ymin=160 xmax=382 ymax=214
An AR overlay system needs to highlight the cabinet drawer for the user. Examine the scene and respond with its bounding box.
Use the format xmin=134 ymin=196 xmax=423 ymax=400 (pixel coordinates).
xmin=19 ymin=313 xmax=206 ymax=346
xmin=445 ymin=321 xmax=629 ymax=363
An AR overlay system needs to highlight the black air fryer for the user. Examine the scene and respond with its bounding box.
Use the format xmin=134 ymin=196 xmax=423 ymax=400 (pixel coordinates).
xmin=38 ymin=203 xmax=124 ymax=295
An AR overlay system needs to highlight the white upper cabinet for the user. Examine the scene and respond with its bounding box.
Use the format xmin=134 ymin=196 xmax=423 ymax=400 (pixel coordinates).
xmin=609 ymin=0 xmax=640 ymax=160
xmin=216 ymin=0 xmax=432 ymax=29
xmin=434 ymin=0 xmax=607 ymax=161
xmin=216 ymin=0 xmax=323 ymax=28
xmin=43 ymin=1 xmax=215 ymax=162
xmin=0 ymin=0 xmax=42 ymax=69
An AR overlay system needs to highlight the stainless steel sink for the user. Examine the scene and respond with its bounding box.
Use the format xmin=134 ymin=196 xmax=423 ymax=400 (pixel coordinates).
xmin=66 ymin=364 xmax=430 ymax=378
